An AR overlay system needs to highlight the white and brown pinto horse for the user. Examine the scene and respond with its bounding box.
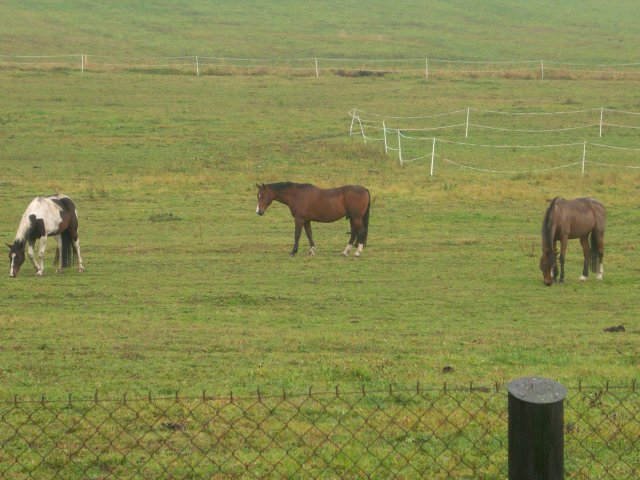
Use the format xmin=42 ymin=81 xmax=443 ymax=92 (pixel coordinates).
xmin=256 ymin=182 xmax=370 ymax=257
xmin=7 ymin=194 xmax=84 ymax=278
xmin=539 ymin=197 xmax=605 ymax=286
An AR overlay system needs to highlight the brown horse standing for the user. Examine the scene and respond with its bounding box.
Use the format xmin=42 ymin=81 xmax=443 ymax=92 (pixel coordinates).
xmin=539 ymin=197 xmax=606 ymax=286
xmin=255 ymin=182 xmax=370 ymax=257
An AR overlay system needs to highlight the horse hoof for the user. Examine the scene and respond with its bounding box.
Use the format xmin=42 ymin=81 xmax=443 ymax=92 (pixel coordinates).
xmin=579 ymin=275 xmax=587 ymax=282
xmin=78 ymin=267 xmax=85 ymax=273
xmin=308 ymin=248 xmax=315 ymax=257
xmin=35 ymin=271 xmax=43 ymax=277
xmin=596 ymin=274 xmax=603 ymax=281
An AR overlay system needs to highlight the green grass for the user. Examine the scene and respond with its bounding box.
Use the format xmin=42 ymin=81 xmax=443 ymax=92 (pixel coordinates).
xmin=2 ymin=0 xmax=639 ymax=63
xmin=0 ymin=0 xmax=638 ymax=401
xmin=0 ymin=71 xmax=638 ymax=400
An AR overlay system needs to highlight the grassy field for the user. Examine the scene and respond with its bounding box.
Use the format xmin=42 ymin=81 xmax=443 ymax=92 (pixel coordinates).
xmin=0 ymin=1 xmax=638 ymax=402
xmin=2 ymin=0 xmax=640 ymax=62
xmin=1 ymin=71 xmax=638 ymax=400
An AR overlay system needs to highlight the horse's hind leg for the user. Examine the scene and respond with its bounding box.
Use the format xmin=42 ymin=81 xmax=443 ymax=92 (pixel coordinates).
xmin=353 ymin=218 xmax=366 ymax=257
xmin=303 ymin=221 xmax=315 ymax=256
xmin=54 ymin=234 xmax=63 ymax=273
xmin=595 ymin=231 xmax=605 ymax=280
xmin=579 ymin=236 xmax=589 ymax=281
xmin=70 ymin=228 xmax=84 ymax=272
xmin=342 ymin=219 xmax=357 ymax=256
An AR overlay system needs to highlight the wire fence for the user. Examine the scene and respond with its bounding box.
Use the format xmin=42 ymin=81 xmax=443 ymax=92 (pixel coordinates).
xmin=0 ymin=383 xmax=637 ymax=479
xmin=3 ymin=54 xmax=640 ymax=79
xmin=348 ymin=107 xmax=640 ymax=174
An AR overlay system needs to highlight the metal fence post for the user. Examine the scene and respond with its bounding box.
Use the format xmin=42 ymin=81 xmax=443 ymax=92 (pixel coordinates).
xmin=508 ymin=377 xmax=567 ymax=480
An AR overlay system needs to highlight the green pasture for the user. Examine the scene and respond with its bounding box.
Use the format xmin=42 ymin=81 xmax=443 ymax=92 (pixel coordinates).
xmin=0 ymin=71 xmax=638 ymax=399
xmin=0 ymin=1 xmax=639 ymax=401
xmin=2 ymin=0 xmax=639 ymax=63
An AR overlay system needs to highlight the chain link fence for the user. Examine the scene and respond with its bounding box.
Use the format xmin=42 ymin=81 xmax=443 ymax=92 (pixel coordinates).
xmin=0 ymin=383 xmax=637 ymax=479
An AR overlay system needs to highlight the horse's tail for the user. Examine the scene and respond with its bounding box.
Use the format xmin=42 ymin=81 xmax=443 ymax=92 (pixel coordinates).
xmin=362 ymin=190 xmax=371 ymax=245
xmin=589 ymin=231 xmax=599 ymax=273
xmin=54 ymin=229 xmax=77 ymax=268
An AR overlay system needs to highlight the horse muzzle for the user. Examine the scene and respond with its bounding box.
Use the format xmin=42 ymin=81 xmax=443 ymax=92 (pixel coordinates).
xmin=256 ymin=209 xmax=265 ymax=216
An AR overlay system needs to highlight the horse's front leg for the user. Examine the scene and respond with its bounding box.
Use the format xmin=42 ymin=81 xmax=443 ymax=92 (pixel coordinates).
xmin=36 ymin=236 xmax=47 ymax=276
xmin=290 ymin=218 xmax=304 ymax=256
xmin=27 ymin=239 xmax=38 ymax=272
xmin=559 ymin=236 xmax=568 ymax=283
xmin=303 ymin=221 xmax=315 ymax=256
xmin=579 ymin=236 xmax=589 ymax=281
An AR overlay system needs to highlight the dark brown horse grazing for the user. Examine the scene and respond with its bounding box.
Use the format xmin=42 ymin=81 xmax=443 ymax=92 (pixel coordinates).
xmin=539 ymin=197 xmax=605 ymax=286
xmin=255 ymin=182 xmax=370 ymax=257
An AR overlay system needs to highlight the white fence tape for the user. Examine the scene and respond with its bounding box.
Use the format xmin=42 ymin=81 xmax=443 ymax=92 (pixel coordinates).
xmin=351 ymin=107 xmax=640 ymax=137
xmin=468 ymin=123 xmax=599 ymax=133
xmin=349 ymin=109 xmax=640 ymax=175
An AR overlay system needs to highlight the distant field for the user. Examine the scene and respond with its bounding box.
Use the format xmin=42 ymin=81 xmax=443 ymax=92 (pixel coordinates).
xmin=2 ymin=0 xmax=640 ymax=62
xmin=0 ymin=1 xmax=639 ymax=401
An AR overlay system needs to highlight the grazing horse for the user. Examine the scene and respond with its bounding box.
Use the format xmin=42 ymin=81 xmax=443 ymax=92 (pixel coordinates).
xmin=539 ymin=197 xmax=605 ymax=286
xmin=255 ymin=182 xmax=370 ymax=257
xmin=7 ymin=194 xmax=84 ymax=278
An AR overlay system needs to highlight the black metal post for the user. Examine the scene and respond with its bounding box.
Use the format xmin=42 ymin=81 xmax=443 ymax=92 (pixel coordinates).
xmin=508 ymin=377 xmax=567 ymax=480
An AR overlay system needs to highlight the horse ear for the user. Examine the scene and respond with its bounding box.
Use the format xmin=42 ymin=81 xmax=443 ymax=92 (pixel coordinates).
xmin=256 ymin=183 xmax=261 ymax=189
xmin=5 ymin=242 xmax=13 ymax=249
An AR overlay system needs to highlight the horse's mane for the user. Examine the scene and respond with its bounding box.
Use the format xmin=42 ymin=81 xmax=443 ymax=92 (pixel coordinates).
xmin=267 ymin=182 xmax=314 ymax=191
xmin=542 ymin=197 xmax=559 ymax=257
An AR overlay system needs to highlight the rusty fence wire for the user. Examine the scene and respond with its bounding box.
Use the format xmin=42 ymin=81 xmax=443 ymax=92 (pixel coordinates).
xmin=0 ymin=383 xmax=637 ymax=479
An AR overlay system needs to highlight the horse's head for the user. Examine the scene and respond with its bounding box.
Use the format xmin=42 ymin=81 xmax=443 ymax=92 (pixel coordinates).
xmin=539 ymin=249 xmax=556 ymax=286
xmin=6 ymin=242 xmax=25 ymax=278
xmin=255 ymin=183 xmax=274 ymax=216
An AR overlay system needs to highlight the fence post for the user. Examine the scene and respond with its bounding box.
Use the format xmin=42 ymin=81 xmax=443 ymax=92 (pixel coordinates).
xmin=195 ymin=56 xmax=200 ymax=76
xmin=397 ymin=130 xmax=403 ymax=165
xmin=349 ymin=109 xmax=356 ymax=136
xmin=357 ymin=115 xmax=366 ymax=144
xmin=383 ymin=121 xmax=388 ymax=154
xmin=81 ymin=53 xmax=84 ymax=73
xmin=599 ymin=107 xmax=603 ymax=137
xmin=582 ymin=142 xmax=587 ymax=175
xmin=430 ymin=137 xmax=436 ymax=175
xmin=540 ymin=59 xmax=544 ymax=80
xmin=425 ymin=58 xmax=429 ymax=79
xmin=314 ymin=58 xmax=319 ymax=78
xmin=508 ymin=376 xmax=567 ymax=480
xmin=465 ymin=107 xmax=470 ymax=139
